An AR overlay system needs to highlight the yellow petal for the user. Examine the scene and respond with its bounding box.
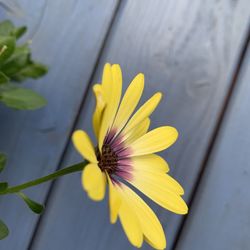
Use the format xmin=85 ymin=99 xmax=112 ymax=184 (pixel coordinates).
xmin=98 ymin=64 xmax=122 ymax=151
xmin=127 ymin=172 xmax=188 ymax=214
xmin=130 ymin=126 xmax=178 ymax=156
xmin=72 ymin=130 xmax=97 ymax=163
xmin=122 ymin=92 xmax=162 ymax=136
xmin=92 ymin=84 xmax=106 ymax=138
xmin=110 ymin=64 xmax=122 ymax=117
xmin=101 ymin=63 xmax=113 ymax=101
xmin=123 ymin=118 xmax=150 ymax=145
xmin=82 ymin=163 xmax=106 ymax=201
xmin=107 ymin=176 xmax=121 ymax=224
xmin=144 ymin=236 xmax=166 ymax=250
xmin=131 ymin=154 xmax=169 ymax=173
xmin=132 ymin=169 xmax=184 ymax=195
xmin=111 ymin=73 xmax=144 ymax=135
xmin=111 ymin=64 xmax=122 ymax=90
xmin=116 ymin=186 xmax=143 ymax=248
xmin=120 ymin=184 xmax=166 ymax=250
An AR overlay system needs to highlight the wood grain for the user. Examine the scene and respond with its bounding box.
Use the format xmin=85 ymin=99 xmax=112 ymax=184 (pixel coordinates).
xmin=0 ymin=0 xmax=118 ymax=249
xmin=176 ymin=44 xmax=250 ymax=250
xmin=30 ymin=0 xmax=250 ymax=250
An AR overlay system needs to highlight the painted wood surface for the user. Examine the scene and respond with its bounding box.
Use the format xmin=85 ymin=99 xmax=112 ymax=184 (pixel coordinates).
xmin=176 ymin=44 xmax=250 ymax=250
xmin=0 ymin=0 xmax=118 ymax=249
xmin=30 ymin=1 xmax=250 ymax=250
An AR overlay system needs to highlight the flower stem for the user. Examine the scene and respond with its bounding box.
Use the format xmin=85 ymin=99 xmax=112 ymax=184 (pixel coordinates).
xmin=0 ymin=160 xmax=88 ymax=195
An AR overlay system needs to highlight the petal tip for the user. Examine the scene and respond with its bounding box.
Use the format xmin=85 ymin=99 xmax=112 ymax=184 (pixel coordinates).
xmin=93 ymin=84 xmax=101 ymax=92
xmin=155 ymin=92 xmax=163 ymax=102
xmin=138 ymin=72 xmax=144 ymax=78
xmin=136 ymin=73 xmax=145 ymax=84
xmin=112 ymin=63 xmax=121 ymax=69
xmin=173 ymin=127 xmax=179 ymax=141
xmin=72 ymin=130 xmax=84 ymax=142
xmin=164 ymin=126 xmax=178 ymax=142
xmin=178 ymin=202 xmax=189 ymax=215
xmin=104 ymin=62 xmax=111 ymax=67
xmin=184 ymin=204 xmax=189 ymax=214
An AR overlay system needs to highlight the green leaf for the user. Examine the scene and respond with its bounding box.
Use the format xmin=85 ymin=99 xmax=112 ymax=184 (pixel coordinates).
xmin=17 ymin=192 xmax=44 ymax=214
xmin=0 ymin=72 xmax=9 ymax=84
xmin=0 ymin=87 xmax=47 ymax=110
xmin=0 ymin=36 xmax=16 ymax=64
xmin=0 ymin=21 xmax=26 ymax=39
xmin=0 ymin=182 xmax=8 ymax=192
xmin=12 ymin=26 xmax=27 ymax=39
xmin=13 ymin=63 xmax=48 ymax=81
xmin=1 ymin=44 xmax=30 ymax=76
xmin=0 ymin=20 xmax=15 ymax=36
xmin=0 ymin=219 xmax=9 ymax=240
xmin=0 ymin=153 xmax=7 ymax=173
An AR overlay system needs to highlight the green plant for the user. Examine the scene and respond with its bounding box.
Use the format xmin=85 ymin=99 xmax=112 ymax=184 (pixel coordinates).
xmin=0 ymin=20 xmax=48 ymax=239
xmin=0 ymin=20 xmax=48 ymax=110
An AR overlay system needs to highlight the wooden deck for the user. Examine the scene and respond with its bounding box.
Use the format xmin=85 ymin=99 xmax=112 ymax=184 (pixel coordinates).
xmin=0 ymin=1 xmax=249 ymax=249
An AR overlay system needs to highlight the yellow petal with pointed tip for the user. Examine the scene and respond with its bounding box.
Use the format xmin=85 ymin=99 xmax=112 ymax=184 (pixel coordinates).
xmin=117 ymin=186 xmax=143 ymax=248
xmin=122 ymin=92 xmax=162 ymax=136
xmin=82 ymin=163 xmax=106 ymax=201
xmin=120 ymin=184 xmax=166 ymax=250
xmin=107 ymin=176 xmax=121 ymax=224
xmin=72 ymin=130 xmax=97 ymax=163
xmin=127 ymin=172 xmax=188 ymax=214
xmin=112 ymin=73 xmax=144 ymax=135
xmin=130 ymin=126 xmax=178 ymax=156
xmin=92 ymin=84 xmax=106 ymax=138
xmin=98 ymin=64 xmax=122 ymax=151
xmin=131 ymin=154 xmax=169 ymax=173
xmin=123 ymin=118 xmax=150 ymax=145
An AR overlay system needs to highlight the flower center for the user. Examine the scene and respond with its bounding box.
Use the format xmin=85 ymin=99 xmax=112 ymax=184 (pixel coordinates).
xmin=96 ymin=144 xmax=118 ymax=175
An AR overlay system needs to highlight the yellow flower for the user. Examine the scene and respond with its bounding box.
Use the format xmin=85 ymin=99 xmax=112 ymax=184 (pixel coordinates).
xmin=72 ymin=63 xmax=188 ymax=249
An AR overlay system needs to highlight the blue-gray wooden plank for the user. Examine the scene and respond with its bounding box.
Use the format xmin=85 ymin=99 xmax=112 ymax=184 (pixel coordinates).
xmin=0 ymin=0 xmax=118 ymax=249
xmin=175 ymin=42 xmax=250 ymax=250
xmin=30 ymin=1 xmax=250 ymax=250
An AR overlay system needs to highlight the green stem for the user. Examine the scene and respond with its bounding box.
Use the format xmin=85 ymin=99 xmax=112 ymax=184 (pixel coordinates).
xmin=0 ymin=160 xmax=88 ymax=195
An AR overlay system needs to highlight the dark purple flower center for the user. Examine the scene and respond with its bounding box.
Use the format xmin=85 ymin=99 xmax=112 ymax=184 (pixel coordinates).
xmin=96 ymin=144 xmax=118 ymax=175
xmin=95 ymin=130 xmax=133 ymax=181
